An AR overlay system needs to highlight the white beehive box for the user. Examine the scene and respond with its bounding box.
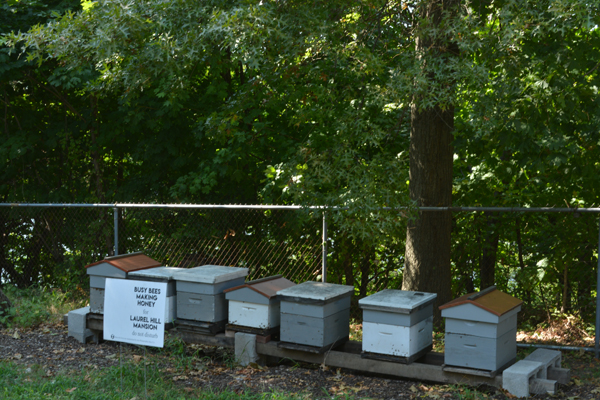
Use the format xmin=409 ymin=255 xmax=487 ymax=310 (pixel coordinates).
xmin=277 ymin=281 xmax=353 ymax=349
xmin=224 ymin=275 xmax=296 ymax=330
xmin=86 ymin=253 xmax=161 ymax=314
xmin=128 ymin=266 xmax=187 ymax=324
xmin=172 ymin=265 xmax=248 ymax=323
xmin=440 ymin=286 xmax=522 ymax=372
xmin=359 ymin=289 xmax=437 ymax=361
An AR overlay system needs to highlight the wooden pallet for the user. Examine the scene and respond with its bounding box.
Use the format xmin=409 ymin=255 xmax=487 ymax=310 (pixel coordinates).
xmin=442 ymin=357 xmax=516 ymax=378
xmin=278 ymin=336 xmax=349 ymax=354
xmin=175 ymin=319 xmax=227 ymax=336
xmin=361 ymin=344 xmax=432 ymax=364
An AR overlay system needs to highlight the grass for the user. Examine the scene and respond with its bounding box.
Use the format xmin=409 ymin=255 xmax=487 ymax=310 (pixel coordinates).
xmin=2 ymin=287 xmax=598 ymax=399
xmin=0 ymin=360 xmax=321 ymax=400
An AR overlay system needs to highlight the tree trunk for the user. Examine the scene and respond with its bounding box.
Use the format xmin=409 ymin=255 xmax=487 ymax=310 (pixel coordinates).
xmin=402 ymin=104 xmax=453 ymax=323
xmin=402 ymin=0 xmax=458 ymax=324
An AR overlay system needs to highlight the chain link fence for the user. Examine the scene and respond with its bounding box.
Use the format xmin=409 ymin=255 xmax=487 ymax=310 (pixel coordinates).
xmin=0 ymin=205 xmax=325 ymax=289
xmin=1 ymin=203 xmax=599 ymax=344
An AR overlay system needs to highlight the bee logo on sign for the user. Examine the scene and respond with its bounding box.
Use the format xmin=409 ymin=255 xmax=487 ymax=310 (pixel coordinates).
xmin=104 ymin=278 xmax=167 ymax=347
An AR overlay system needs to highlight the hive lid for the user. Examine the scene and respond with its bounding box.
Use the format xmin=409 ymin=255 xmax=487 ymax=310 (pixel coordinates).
xmin=224 ymin=275 xmax=296 ymax=299
xmin=276 ymin=281 xmax=353 ymax=303
xmin=172 ymin=265 xmax=248 ymax=284
xmin=359 ymin=289 xmax=437 ymax=313
xmin=128 ymin=266 xmax=188 ymax=280
xmin=85 ymin=252 xmax=161 ymax=273
xmin=439 ymin=286 xmax=523 ymax=317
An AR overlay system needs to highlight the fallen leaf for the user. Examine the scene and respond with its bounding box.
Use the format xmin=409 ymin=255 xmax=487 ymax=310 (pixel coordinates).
xmin=77 ymin=348 xmax=86 ymax=353
xmin=409 ymin=385 xmax=418 ymax=393
xmin=13 ymin=353 xmax=22 ymax=360
xmin=105 ymin=354 xmax=117 ymax=360
xmin=66 ymin=387 xmax=77 ymax=393
xmin=132 ymin=355 xmax=142 ymax=363
xmin=12 ymin=331 xmax=20 ymax=340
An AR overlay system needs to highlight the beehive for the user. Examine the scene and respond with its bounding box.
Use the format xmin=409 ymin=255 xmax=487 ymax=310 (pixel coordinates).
xmin=172 ymin=265 xmax=248 ymax=323
xmin=86 ymin=253 xmax=161 ymax=314
xmin=224 ymin=275 xmax=296 ymax=331
xmin=128 ymin=266 xmax=187 ymax=324
xmin=440 ymin=286 xmax=522 ymax=372
xmin=276 ymin=281 xmax=353 ymax=350
xmin=359 ymin=289 xmax=437 ymax=362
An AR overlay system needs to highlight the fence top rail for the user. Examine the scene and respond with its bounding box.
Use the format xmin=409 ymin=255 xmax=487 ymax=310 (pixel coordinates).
xmin=1 ymin=203 xmax=600 ymax=213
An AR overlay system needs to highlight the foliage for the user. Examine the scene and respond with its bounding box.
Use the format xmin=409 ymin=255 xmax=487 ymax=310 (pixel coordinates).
xmin=0 ymin=285 xmax=86 ymax=328
xmin=1 ymin=0 xmax=599 ymax=324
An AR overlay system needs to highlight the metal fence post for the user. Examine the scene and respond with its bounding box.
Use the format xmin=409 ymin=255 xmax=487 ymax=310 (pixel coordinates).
xmin=596 ymin=216 xmax=600 ymax=359
xmin=114 ymin=206 xmax=119 ymax=256
xmin=322 ymin=211 xmax=327 ymax=283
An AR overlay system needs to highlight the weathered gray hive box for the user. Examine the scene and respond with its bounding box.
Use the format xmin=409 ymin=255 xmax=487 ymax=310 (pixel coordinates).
xmin=173 ymin=265 xmax=248 ymax=323
xmin=85 ymin=253 xmax=161 ymax=314
xmin=276 ymin=281 xmax=353 ymax=349
xmin=440 ymin=286 xmax=523 ymax=372
xmin=224 ymin=275 xmax=296 ymax=330
xmin=359 ymin=289 xmax=437 ymax=361
xmin=128 ymin=266 xmax=187 ymax=323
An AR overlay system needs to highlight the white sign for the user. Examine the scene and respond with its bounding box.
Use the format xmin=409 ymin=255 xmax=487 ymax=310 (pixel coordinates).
xmin=104 ymin=278 xmax=167 ymax=347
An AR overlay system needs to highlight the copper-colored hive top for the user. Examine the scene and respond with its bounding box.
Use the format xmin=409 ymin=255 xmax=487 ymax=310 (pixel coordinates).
xmin=439 ymin=286 xmax=522 ymax=316
xmin=85 ymin=252 xmax=161 ymax=272
xmin=224 ymin=275 xmax=296 ymax=299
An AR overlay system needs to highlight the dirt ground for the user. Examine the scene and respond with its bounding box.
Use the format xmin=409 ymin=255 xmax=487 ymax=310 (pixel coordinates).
xmin=1 ymin=323 xmax=600 ymax=399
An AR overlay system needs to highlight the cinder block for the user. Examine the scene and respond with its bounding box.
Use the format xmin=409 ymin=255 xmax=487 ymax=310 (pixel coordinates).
xmin=68 ymin=307 xmax=90 ymax=335
xmin=530 ymin=378 xmax=558 ymax=395
xmin=524 ymin=349 xmax=569 ymax=384
xmin=235 ymin=332 xmax=259 ymax=366
xmin=69 ymin=329 xmax=95 ymax=344
xmin=502 ymin=360 xmax=544 ymax=398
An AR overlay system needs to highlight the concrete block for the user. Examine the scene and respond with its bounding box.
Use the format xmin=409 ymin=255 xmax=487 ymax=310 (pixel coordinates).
xmin=235 ymin=332 xmax=259 ymax=366
xmin=69 ymin=329 xmax=95 ymax=344
xmin=548 ymin=367 xmax=571 ymax=385
xmin=502 ymin=360 xmax=544 ymax=398
xmin=68 ymin=307 xmax=90 ymax=335
xmin=522 ymin=349 xmax=570 ymax=385
xmin=530 ymin=378 xmax=558 ymax=395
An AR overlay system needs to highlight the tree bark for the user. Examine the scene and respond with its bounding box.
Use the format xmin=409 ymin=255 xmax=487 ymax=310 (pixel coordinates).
xmin=402 ymin=104 xmax=453 ymax=323
xmin=402 ymin=0 xmax=458 ymax=324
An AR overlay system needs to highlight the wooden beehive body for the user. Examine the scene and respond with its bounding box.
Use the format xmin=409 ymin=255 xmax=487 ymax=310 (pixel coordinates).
xmin=440 ymin=286 xmax=522 ymax=372
xmin=128 ymin=266 xmax=187 ymax=323
xmin=224 ymin=276 xmax=296 ymax=330
xmin=277 ymin=282 xmax=353 ymax=348
xmin=172 ymin=265 xmax=248 ymax=323
xmin=359 ymin=289 xmax=437 ymax=360
xmin=85 ymin=253 xmax=161 ymax=314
